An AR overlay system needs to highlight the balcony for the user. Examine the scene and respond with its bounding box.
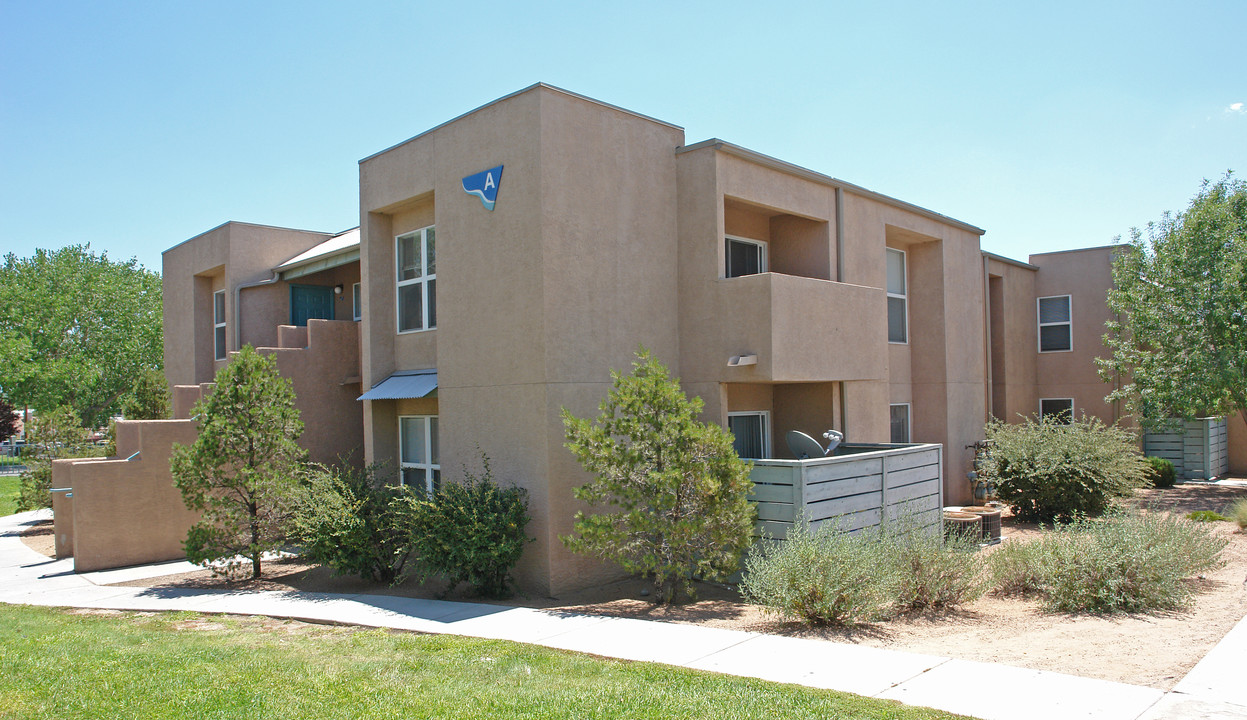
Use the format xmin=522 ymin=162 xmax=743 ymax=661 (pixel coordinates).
xmin=685 ymin=272 xmax=887 ymax=383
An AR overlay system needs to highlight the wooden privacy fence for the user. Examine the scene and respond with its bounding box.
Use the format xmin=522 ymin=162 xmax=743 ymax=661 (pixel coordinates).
xmin=1142 ymin=417 xmax=1229 ymax=481
xmin=748 ymin=443 xmax=944 ymax=539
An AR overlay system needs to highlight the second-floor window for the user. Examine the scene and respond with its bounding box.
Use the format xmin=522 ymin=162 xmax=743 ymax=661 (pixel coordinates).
xmin=213 ymin=289 xmax=227 ymax=360
xmin=1038 ymin=295 xmax=1072 ymax=352
xmin=352 ymin=282 xmax=362 ymax=321
xmin=397 ymin=226 xmax=436 ymax=333
xmin=887 ymin=248 xmax=907 ymax=343
xmin=725 ymin=235 xmax=767 ymax=278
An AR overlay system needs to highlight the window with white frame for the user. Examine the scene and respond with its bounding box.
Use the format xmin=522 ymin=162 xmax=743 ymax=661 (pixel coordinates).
xmin=1037 ymin=295 xmax=1072 ymax=352
xmin=889 ymin=403 xmax=911 ymax=443
xmin=396 ymin=226 xmax=436 ymax=333
xmin=213 ymin=290 xmax=227 ymax=360
xmin=1039 ymin=398 xmax=1074 ymax=423
xmin=727 ymin=411 xmax=770 ymax=459
xmin=352 ymin=282 xmax=362 ymax=321
xmin=724 ymin=235 xmax=767 ymax=278
xmin=399 ymin=415 xmax=440 ymax=493
xmin=886 ymin=248 xmax=907 ymax=344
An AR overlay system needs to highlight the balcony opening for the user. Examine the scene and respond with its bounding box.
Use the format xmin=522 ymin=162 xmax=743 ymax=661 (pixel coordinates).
xmin=723 ymin=198 xmax=831 ymax=281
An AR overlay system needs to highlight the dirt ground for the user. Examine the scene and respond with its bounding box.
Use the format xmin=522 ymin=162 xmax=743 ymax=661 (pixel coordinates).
xmin=31 ymin=482 xmax=1247 ymax=691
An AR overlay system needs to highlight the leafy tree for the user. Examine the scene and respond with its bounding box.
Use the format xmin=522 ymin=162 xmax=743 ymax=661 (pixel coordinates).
xmin=170 ymin=346 xmax=304 ymax=580
xmin=1100 ymin=174 xmax=1247 ymax=428
xmin=119 ymin=368 xmax=170 ymax=420
xmin=0 ymin=400 xmax=17 ymax=445
xmin=17 ymin=406 xmax=96 ymax=511
xmin=561 ymin=348 xmax=756 ymax=603
xmin=0 ymin=245 xmax=163 ymax=427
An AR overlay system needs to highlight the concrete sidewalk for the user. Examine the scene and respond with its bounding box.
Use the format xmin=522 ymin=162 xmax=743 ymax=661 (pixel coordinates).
xmin=2 ymin=509 xmax=1243 ymax=720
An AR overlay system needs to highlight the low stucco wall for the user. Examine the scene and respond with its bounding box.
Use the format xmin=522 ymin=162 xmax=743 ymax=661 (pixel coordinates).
xmin=57 ymin=420 xmax=201 ymax=573
xmin=1230 ymin=412 xmax=1247 ymax=476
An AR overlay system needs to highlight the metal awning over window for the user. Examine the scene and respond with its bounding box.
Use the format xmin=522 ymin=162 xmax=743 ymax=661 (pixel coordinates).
xmin=357 ymin=369 xmax=438 ymax=401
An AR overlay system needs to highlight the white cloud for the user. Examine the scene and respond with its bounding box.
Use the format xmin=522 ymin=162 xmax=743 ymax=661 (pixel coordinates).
xmin=1229 ymin=102 xmax=1246 ymax=114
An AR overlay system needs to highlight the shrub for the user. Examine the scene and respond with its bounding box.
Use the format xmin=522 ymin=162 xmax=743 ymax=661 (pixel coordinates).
xmin=741 ymin=519 xmax=899 ymax=626
xmin=981 ymin=415 xmax=1149 ymax=522
xmin=561 ymin=348 xmax=756 ymax=603
xmin=292 ymin=463 xmax=419 ymax=584
xmin=988 ymin=539 xmax=1054 ymax=597
xmin=1185 ymin=510 xmax=1230 ymax=523
xmin=402 ymin=454 xmax=532 ymax=598
xmin=1143 ymin=456 xmax=1176 ymax=488
xmin=1229 ymin=499 xmax=1247 ymax=532
xmin=888 ymin=521 xmax=987 ymax=612
xmin=988 ymin=510 xmax=1227 ymax=613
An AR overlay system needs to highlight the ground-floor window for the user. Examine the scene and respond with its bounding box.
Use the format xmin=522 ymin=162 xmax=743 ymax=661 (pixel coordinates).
xmin=889 ymin=403 xmax=911 ymax=443
xmin=399 ymin=415 xmax=440 ymax=493
xmin=1039 ymin=398 xmax=1074 ymax=423
xmin=728 ymin=411 xmax=770 ymax=459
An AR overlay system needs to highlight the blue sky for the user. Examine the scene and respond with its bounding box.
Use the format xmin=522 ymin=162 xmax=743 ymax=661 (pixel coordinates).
xmin=1 ymin=1 xmax=1243 ymax=272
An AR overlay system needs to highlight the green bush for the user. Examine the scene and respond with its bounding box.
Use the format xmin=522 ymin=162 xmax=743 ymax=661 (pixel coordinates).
xmin=889 ymin=521 xmax=987 ymax=612
xmin=1229 ymin=499 xmax=1247 ymax=531
xmin=982 ymin=415 xmax=1149 ymax=522
xmin=401 ymin=454 xmax=532 ymax=598
xmin=741 ymin=519 xmax=899 ymax=626
xmin=292 ymin=463 xmax=419 ymax=584
xmin=1185 ymin=510 xmax=1230 ymax=523
xmin=1143 ymin=456 xmax=1176 ymax=488
xmin=988 ymin=510 xmax=1227 ymax=613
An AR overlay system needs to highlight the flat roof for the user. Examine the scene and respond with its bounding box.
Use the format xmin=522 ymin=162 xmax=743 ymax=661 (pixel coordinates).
xmin=359 ymin=82 xmax=682 ymax=165
xmin=982 ymin=251 xmax=1037 ymax=270
xmin=679 ymin=139 xmax=985 ymax=236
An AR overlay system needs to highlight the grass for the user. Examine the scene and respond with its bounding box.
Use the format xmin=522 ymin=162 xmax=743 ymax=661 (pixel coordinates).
xmin=0 ymin=474 xmax=20 ymax=516
xmin=0 ymin=605 xmax=969 ymax=720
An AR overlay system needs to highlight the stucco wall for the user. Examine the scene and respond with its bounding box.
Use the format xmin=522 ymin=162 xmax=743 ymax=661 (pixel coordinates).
xmin=1029 ymin=246 xmax=1120 ymax=423
xmin=55 ymin=420 xmax=201 ymax=572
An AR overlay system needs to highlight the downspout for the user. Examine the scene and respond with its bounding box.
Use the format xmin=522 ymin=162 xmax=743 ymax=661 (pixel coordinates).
xmin=234 ymin=272 xmax=281 ymax=351
xmin=835 ymin=188 xmax=847 ymax=436
xmin=834 ymin=187 xmax=845 ymax=283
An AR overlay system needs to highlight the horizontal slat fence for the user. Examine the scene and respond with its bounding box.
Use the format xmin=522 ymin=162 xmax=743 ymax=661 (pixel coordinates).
xmin=1143 ymin=417 xmax=1229 ymax=480
xmin=747 ymin=443 xmax=943 ymax=539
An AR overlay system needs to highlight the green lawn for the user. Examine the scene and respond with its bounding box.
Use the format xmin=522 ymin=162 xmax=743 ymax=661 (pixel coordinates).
xmin=0 ymin=475 xmax=19 ymax=516
xmin=0 ymin=605 xmax=971 ymax=720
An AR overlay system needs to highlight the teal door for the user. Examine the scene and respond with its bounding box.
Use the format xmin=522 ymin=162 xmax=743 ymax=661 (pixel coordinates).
xmin=290 ymin=285 xmax=335 ymax=326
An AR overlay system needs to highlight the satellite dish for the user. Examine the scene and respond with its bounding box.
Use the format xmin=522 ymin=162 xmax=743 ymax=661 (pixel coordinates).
xmin=823 ymin=429 xmax=844 ymax=455
xmin=786 ymin=431 xmax=828 ymax=460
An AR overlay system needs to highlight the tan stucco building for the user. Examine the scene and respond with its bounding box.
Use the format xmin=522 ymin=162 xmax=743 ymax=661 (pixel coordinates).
xmin=153 ymin=83 xmax=1244 ymax=594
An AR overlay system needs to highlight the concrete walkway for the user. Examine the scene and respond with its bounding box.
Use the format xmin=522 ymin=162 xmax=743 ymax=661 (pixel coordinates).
xmin=3 ymin=509 xmax=1243 ymax=720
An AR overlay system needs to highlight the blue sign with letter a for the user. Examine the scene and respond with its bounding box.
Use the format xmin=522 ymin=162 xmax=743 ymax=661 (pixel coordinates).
xmin=462 ymin=165 xmax=503 ymax=211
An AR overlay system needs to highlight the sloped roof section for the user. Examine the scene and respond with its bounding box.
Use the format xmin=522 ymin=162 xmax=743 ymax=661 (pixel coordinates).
xmin=357 ymin=369 xmax=438 ymax=401
xmin=276 ymin=227 xmax=360 ymax=279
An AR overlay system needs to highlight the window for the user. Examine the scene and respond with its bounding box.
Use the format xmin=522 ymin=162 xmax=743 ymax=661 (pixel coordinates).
xmin=213 ymin=290 xmax=227 ymax=360
xmin=399 ymin=415 xmax=440 ymax=493
xmin=727 ymin=411 xmax=770 ymax=459
xmin=889 ymin=403 xmax=911 ymax=443
xmin=724 ymin=235 xmax=767 ymax=278
xmin=1039 ymin=398 xmax=1074 ymax=423
xmin=886 ymin=248 xmax=907 ymax=344
xmin=396 ymin=226 xmax=436 ymax=333
xmin=352 ymin=282 xmax=362 ymax=321
xmin=1038 ymin=295 xmax=1072 ymax=352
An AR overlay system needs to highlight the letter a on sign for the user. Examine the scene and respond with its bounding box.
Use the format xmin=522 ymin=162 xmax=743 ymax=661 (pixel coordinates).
xmin=462 ymin=165 xmax=504 ymax=211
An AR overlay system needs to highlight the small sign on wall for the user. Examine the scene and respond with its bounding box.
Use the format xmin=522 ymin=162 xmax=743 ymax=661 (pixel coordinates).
xmin=462 ymin=165 xmax=503 ymax=211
